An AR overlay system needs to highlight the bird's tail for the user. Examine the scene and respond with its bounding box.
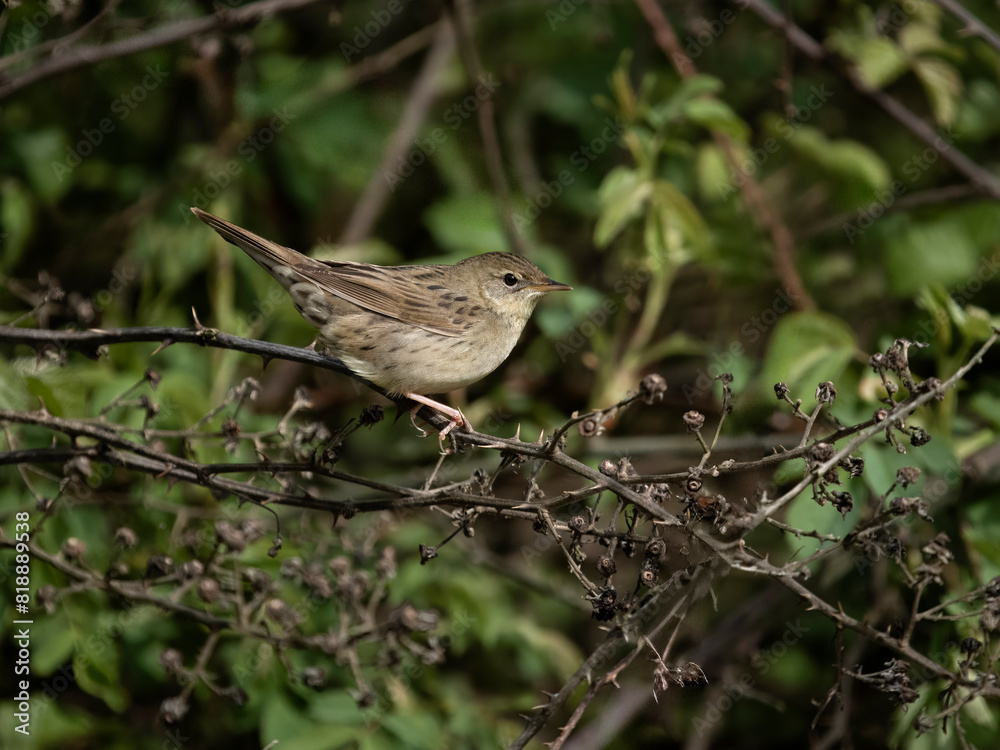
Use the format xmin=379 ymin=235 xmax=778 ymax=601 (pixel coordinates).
xmin=191 ymin=208 xmax=309 ymax=285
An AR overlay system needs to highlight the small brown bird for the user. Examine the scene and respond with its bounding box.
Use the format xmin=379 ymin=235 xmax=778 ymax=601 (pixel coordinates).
xmin=192 ymin=208 xmax=571 ymax=436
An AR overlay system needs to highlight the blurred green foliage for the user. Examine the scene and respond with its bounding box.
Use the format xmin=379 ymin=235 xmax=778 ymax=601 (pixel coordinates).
xmin=2 ymin=1 xmax=1000 ymax=748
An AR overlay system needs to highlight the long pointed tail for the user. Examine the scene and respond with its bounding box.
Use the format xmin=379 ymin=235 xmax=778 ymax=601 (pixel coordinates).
xmin=191 ymin=208 xmax=308 ymax=283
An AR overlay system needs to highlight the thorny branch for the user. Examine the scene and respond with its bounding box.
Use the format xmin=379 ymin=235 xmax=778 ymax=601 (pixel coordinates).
xmin=2 ymin=322 xmax=999 ymax=747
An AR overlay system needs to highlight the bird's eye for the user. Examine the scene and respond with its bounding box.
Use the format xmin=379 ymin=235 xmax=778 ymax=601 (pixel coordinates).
xmin=503 ymin=273 xmax=518 ymax=287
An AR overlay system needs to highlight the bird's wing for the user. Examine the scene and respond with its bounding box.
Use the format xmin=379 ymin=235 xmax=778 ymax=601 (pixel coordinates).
xmin=292 ymin=261 xmax=473 ymax=337
xmin=191 ymin=208 xmax=473 ymax=337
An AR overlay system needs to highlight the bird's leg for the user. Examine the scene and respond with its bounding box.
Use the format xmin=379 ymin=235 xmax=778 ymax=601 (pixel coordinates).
xmin=405 ymin=393 xmax=473 ymax=439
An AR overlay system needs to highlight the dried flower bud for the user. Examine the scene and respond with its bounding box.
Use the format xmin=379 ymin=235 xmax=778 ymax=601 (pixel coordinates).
xmin=222 ymin=418 xmax=241 ymax=439
xmin=360 ymin=404 xmax=384 ymax=426
xmin=922 ymin=377 xmax=945 ymax=400
xmin=598 ymin=459 xmax=617 ymax=477
xmin=178 ymin=560 xmax=204 ymax=580
xmin=873 ymin=409 xmax=889 ymax=423
xmin=419 ymin=544 xmax=438 ymax=565
xmin=36 ymin=585 xmax=58 ymax=614
xmin=981 ymin=604 xmax=1000 ymax=632
xmin=328 ymin=556 xmax=350 ymax=577
xmin=868 ymin=352 xmax=885 ymax=369
xmin=114 ymin=527 xmax=138 ymax=550
xmin=280 ymin=557 xmax=304 ymax=579
xmin=831 ymin=491 xmax=853 ymax=518
xmin=639 ymin=566 xmax=658 ymax=587
xmin=683 ymin=410 xmax=705 ymax=432
xmin=961 ymin=637 xmax=981 ymax=655
xmin=159 ymin=648 xmax=185 ymax=674
xmin=774 ymin=382 xmax=789 ymax=400
xmin=265 ymin=598 xmax=300 ymax=627
xmin=198 ymin=578 xmax=221 ymax=603
xmin=840 ymin=456 xmax=865 ymax=477
xmin=645 ymin=538 xmax=666 ymax=558
xmin=376 ymin=547 xmax=397 ymax=581
xmin=986 ymin=577 xmax=1000 ymax=598
xmin=215 ymin=521 xmax=247 ymax=552
xmin=595 ymin=554 xmax=617 ymax=577
xmin=815 ymin=381 xmax=837 ymax=404
xmin=240 ymin=519 xmax=266 ymax=543
xmin=159 ymin=696 xmax=190 ymax=725
xmin=616 ymin=457 xmax=636 ymax=478
xmin=910 ymin=427 xmax=931 ymax=447
xmin=685 ymin=477 xmax=703 ymax=495
xmin=568 ymin=515 xmax=589 ymax=534
xmin=578 ymin=417 xmax=604 ymax=438
xmin=896 ymin=467 xmax=920 ymax=487
xmin=61 ymin=537 xmax=86 ymax=560
xmin=639 ymin=373 xmax=668 ymax=404
xmin=302 ymin=666 xmax=327 ymax=690
xmin=144 ymin=368 xmax=162 ymax=390
xmin=810 ymin=442 xmax=835 ymax=462
xmin=395 ymin=603 xmax=439 ymax=632
xmin=146 ymin=554 xmax=174 ymax=576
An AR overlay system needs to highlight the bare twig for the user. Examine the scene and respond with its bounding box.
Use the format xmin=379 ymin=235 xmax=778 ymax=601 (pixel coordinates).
xmin=0 ymin=0 xmax=324 ymax=101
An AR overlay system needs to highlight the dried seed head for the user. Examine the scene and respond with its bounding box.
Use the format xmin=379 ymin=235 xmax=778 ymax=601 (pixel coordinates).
xmin=774 ymin=382 xmax=789 ymax=399
xmin=215 ymin=521 xmax=247 ymax=552
xmin=645 ymin=538 xmax=667 ymax=558
xmin=159 ymin=648 xmax=185 ymax=674
xmin=639 ymin=567 xmax=658 ymax=587
xmin=568 ymin=515 xmax=589 ymax=534
xmin=159 ymin=696 xmax=190 ymax=725
xmin=595 ymin=554 xmax=617 ymax=577
xmin=302 ymin=666 xmax=327 ymax=690
xmin=178 ymin=560 xmax=204 ymax=580
xmin=376 ymin=547 xmax=397 ymax=581
xmin=815 ymin=381 xmax=837 ymax=404
xmin=114 ymin=527 xmax=138 ymax=550
xmin=360 ymin=404 xmax=384 ymax=426
xmin=810 ymin=442 xmax=835 ymax=462
xmin=578 ymin=416 xmax=604 ymax=437
xmin=61 ymin=537 xmax=86 ymax=561
xmin=639 ymin=373 xmax=668 ymax=404
xmin=265 ymin=598 xmax=300 ymax=627
xmin=683 ymin=410 xmax=705 ymax=432
xmin=198 ymin=578 xmax=221 ymax=603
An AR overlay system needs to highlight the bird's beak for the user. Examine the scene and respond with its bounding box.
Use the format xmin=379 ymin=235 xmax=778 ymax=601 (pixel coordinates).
xmin=527 ymin=279 xmax=573 ymax=292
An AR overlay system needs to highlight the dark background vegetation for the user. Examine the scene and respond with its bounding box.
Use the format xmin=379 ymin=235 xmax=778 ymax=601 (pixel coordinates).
xmin=1 ymin=0 xmax=1000 ymax=748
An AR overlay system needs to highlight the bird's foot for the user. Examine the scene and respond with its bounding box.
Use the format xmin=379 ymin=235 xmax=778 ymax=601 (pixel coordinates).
xmin=405 ymin=393 xmax=473 ymax=448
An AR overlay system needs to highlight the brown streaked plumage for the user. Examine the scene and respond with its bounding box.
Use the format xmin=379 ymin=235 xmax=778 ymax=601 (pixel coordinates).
xmin=191 ymin=208 xmax=571 ymax=436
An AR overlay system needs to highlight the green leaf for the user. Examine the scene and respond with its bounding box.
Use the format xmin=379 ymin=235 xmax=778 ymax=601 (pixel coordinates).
xmin=682 ymin=97 xmax=750 ymax=141
xmin=11 ymin=130 xmax=71 ymax=204
xmin=423 ymin=193 xmax=507 ymax=257
xmin=854 ymin=38 xmax=909 ymax=89
xmin=913 ymin=57 xmax=963 ymax=126
xmin=787 ymin=125 xmax=891 ymax=201
xmin=645 ymin=179 xmax=708 ymax=266
xmin=593 ymin=167 xmax=651 ymax=247
xmin=0 ymin=179 xmax=34 ymax=273
xmin=73 ymin=647 xmax=128 ymax=713
xmin=695 ymin=142 xmax=734 ymax=202
xmin=884 ymin=220 xmax=979 ymax=296
xmin=955 ymin=79 xmax=1000 ymax=141
xmin=646 ymin=74 xmax=724 ymax=126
